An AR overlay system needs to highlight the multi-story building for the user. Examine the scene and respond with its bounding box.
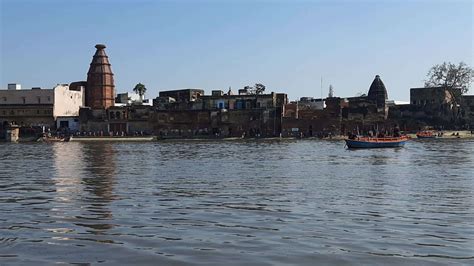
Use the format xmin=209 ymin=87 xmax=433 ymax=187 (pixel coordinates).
xmin=151 ymin=88 xmax=288 ymax=138
xmin=0 ymin=83 xmax=84 ymax=130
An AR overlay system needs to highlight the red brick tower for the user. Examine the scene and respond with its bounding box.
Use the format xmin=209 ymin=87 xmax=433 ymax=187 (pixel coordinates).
xmin=86 ymin=44 xmax=115 ymax=109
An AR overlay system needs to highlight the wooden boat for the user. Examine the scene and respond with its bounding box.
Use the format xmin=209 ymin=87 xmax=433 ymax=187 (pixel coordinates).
xmin=416 ymin=131 xmax=436 ymax=139
xmin=345 ymin=136 xmax=409 ymax=148
xmin=38 ymin=136 xmax=70 ymax=142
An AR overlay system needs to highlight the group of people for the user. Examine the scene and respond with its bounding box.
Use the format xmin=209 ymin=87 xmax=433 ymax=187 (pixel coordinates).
xmin=347 ymin=125 xmax=402 ymax=139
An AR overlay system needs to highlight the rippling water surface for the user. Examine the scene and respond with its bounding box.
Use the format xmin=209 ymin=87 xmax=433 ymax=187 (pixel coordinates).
xmin=0 ymin=139 xmax=473 ymax=265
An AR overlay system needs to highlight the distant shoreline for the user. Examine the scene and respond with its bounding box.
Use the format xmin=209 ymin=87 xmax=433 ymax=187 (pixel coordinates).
xmin=2 ymin=130 xmax=473 ymax=143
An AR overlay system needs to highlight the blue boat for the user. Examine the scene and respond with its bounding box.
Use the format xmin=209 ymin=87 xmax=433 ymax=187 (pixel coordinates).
xmin=345 ymin=136 xmax=409 ymax=148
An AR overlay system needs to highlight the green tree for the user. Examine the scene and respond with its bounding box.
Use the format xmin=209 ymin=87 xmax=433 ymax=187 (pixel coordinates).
xmin=133 ymin=83 xmax=147 ymax=102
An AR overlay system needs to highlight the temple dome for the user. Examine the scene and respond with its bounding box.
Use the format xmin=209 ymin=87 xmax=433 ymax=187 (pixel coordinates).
xmin=367 ymin=75 xmax=388 ymax=108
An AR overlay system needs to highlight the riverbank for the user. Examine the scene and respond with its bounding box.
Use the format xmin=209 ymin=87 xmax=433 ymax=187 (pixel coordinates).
xmin=407 ymin=130 xmax=474 ymax=139
xmin=4 ymin=130 xmax=473 ymax=143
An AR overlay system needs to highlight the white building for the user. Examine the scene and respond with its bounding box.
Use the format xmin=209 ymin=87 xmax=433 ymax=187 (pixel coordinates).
xmin=0 ymin=83 xmax=85 ymax=131
xmin=115 ymin=92 xmax=152 ymax=106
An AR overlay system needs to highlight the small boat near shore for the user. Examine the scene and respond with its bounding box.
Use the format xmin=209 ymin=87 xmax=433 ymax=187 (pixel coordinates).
xmin=345 ymin=136 xmax=409 ymax=148
xmin=37 ymin=135 xmax=70 ymax=143
xmin=416 ymin=131 xmax=437 ymax=139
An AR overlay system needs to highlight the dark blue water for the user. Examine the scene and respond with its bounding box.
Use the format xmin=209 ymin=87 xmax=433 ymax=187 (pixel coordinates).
xmin=1 ymin=139 xmax=473 ymax=265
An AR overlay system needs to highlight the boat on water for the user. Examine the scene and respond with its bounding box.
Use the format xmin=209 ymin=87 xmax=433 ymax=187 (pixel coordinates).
xmin=37 ymin=135 xmax=71 ymax=142
xmin=416 ymin=131 xmax=437 ymax=139
xmin=345 ymin=135 xmax=410 ymax=148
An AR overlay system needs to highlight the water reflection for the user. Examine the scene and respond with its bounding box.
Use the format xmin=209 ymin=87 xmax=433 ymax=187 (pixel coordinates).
xmin=52 ymin=142 xmax=117 ymax=233
xmin=52 ymin=143 xmax=85 ymax=202
xmin=79 ymin=143 xmax=117 ymax=232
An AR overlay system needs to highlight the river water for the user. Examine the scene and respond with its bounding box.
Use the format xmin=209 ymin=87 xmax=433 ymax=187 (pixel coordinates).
xmin=0 ymin=139 xmax=473 ymax=265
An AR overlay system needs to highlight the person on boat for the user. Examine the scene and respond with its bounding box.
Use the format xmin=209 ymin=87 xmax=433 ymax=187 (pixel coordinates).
xmin=393 ymin=125 xmax=401 ymax=137
xmin=348 ymin=131 xmax=357 ymax=140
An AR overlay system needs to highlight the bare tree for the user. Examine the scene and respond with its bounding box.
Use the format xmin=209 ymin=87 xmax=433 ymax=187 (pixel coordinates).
xmin=254 ymin=83 xmax=266 ymax=95
xmin=243 ymin=83 xmax=266 ymax=95
xmin=425 ymin=62 xmax=473 ymax=98
xmin=425 ymin=62 xmax=473 ymax=123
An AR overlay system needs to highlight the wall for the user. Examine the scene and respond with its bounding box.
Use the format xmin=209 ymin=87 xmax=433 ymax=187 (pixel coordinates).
xmin=410 ymin=87 xmax=454 ymax=106
xmin=56 ymin=117 xmax=80 ymax=131
xmin=53 ymin=84 xmax=84 ymax=118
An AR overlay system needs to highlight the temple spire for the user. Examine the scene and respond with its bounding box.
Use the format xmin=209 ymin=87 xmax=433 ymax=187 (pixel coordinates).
xmin=86 ymin=44 xmax=115 ymax=109
xmin=368 ymin=75 xmax=388 ymax=109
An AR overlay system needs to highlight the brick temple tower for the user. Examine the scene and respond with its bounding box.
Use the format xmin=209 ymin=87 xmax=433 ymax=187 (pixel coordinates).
xmin=86 ymin=44 xmax=115 ymax=109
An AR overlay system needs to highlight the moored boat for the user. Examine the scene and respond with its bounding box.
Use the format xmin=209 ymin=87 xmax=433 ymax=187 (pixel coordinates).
xmin=345 ymin=136 xmax=409 ymax=148
xmin=416 ymin=131 xmax=437 ymax=139
xmin=37 ymin=135 xmax=70 ymax=142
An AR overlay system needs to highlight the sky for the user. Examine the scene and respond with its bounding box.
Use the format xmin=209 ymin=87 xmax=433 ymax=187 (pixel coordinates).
xmin=0 ymin=0 xmax=472 ymax=101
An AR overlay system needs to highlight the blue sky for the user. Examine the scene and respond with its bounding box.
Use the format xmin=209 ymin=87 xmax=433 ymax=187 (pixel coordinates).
xmin=1 ymin=0 xmax=472 ymax=101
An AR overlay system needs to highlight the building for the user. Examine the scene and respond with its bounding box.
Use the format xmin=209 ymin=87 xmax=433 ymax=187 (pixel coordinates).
xmin=280 ymin=75 xmax=392 ymax=137
xmin=115 ymin=92 xmax=152 ymax=106
xmin=80 ymin=44 xmax=154 ymax=134
xmin=298 ymin=97 xmax=326 ymax=110
xmin=410 ymin=86 xmax=458 ymax=107
xmin=0 ymin=84 xmax=84 ymax=130
xmin=385 ymin=86 xmax=466 ymax=129
xmin=158 ymin=89 xmax=204 ymax=103
xmin=461 ymin=95 xmax=474 ymax=127
xmin=86 ymin=44 xmax=115 ymax=109
xmin=151 ymin=88 xmax=288 ymax=138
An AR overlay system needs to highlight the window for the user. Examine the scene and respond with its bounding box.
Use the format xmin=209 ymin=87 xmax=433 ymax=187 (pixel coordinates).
xmin=47 ymin=96 xmax=51 ymax=102
xmin=2 ymin=97 xmax=6 ymax=102
xmin=37 ymin=97 xmax=41 ymax=104
xmin=22 ymin=97 xmax=26 ymax=104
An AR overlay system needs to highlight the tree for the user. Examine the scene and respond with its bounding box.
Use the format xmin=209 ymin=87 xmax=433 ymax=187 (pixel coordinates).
xmin=254 ymin=83 xmax=266 ymax=95
xmin=424 ymin=62 xmax=473 ymax=96
xmin=243 ymin=83 xmax=266 ymax=95
xmin=328 ymin=84 xmax=334 ymax=98
xmin=425 ymin=62 xmax=473 ymax=124
xmin=133 ymin=83 xmax=147 ymax=102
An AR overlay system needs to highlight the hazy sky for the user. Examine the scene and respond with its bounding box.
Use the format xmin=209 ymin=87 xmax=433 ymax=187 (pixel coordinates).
xmin=1 ymin=0 xmax=472 ymax=101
